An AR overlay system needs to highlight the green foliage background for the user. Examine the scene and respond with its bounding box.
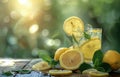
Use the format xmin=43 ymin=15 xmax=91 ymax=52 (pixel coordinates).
xmin=0 ymin=0 xmax=120 ymax=58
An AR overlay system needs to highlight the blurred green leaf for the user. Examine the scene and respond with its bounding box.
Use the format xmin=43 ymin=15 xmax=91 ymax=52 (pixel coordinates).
xmin=14 ymin=70 xmax=31 ymax=74
xmin=38 ymin=50 xmax=52 ymax=63
xmin=92 ymin=50 xmax=103 ymax=67
xmin=72 ymin=34 xmax=79 ymax=46
xmin=2 ymin=71 xmax=13 ymax=76
xmin=99 ymin=63 xmax=112 ymax=72
xmin=79 ymin=62 xmax=92 ymax=73
xmin=84 ymin=32 xmax=91 ymax=39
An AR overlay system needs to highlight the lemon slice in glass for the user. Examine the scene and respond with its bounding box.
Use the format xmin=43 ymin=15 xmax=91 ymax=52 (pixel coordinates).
xmin=63 ymin=16 xmax=84 ymax=36
xmin=79 ymin=38 xmax=101 ymax=62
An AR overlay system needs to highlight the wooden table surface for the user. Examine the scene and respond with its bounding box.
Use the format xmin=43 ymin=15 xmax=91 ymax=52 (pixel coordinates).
xmin=0 ymin=58 xmax=120 ymax=77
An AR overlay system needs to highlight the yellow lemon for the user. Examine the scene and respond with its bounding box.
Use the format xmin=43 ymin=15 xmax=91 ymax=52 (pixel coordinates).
xmin=54 ymin=47 xmax=68 ymax=61
xmin=103 ymin=50 xmax=120 ymax=70
xmin=59 ymin=49 xmax=84 ymax=70
xmin=32 ymin=61 xmax=51 ymax=71
xmin=49 ymin=69 xmax=72 ymax=75
xmin=63 ymin=16 xmax=84 ymax=36
xmin=79 ymin=38 xmax=101 ymax=62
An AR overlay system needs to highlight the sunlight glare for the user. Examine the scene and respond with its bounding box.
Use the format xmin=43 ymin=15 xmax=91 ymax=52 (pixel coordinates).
xmin=29 ymin=24 xmax=39 ymax=34
xmin=0 ymin=60 xmax=15 ymax=66
xmin=18 ymin=0 xmax=31 ymax=7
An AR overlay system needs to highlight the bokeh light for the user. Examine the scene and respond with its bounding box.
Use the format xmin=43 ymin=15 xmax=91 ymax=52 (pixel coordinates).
xmin=18 ymin=0 xmax=32 ymax=7
xmin=29 ymin=24 xmax=39 ymax=34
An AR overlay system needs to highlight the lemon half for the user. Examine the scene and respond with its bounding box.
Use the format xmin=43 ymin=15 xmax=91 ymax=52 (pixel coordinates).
xmin=54 ymin=47 xmax=68 ymax=61
xmin=59 ymin=49 xmax=84 ymax=70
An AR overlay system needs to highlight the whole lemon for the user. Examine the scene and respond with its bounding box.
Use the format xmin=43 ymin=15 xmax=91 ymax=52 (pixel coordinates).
xmin=103 ymin=50 xmax=120 ymax=70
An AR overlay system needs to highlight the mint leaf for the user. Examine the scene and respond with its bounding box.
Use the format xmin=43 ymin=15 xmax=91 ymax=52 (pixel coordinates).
xmin=84 ymin=32 xmax=91 ymax=39
xmin=72 ymin=34 xmax=79 ymax=46
xmin=79 ymin=62 xmax=92 ymax=73
xmin=50 ymin=59 xmax=59 ymax=68
xmin=2 ymin=71 xmax=13 ymax=76
xmin=95 ymin=67 xmax=105 ymax=72
xmin=99 ymin=63 xmax=112 ymax=72
xmin=92 ymin=50 xmax=112 ymax=73
xmin=92 ymin=50 xmax=103 ymax=67
xmin=38 ymin=50 xmax=59 ymax=68
xmin=14 ymin=70 xmax=31 ymax=74
xmin=38 ymin=50 xmax=52 ymax=63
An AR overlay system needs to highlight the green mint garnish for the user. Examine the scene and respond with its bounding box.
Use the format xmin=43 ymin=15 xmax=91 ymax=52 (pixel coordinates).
xmin=38 ymin=50 xmax=58 ymax=68
xmin=2 ymin=71 xmax=13 ymax=76
xmin=79 ymin=62 xmax=92 ymax=73
xmin=79 ymin=50 xmax=112 ymax=73
xmin=84 ymin=32 xmax=91 ymax=39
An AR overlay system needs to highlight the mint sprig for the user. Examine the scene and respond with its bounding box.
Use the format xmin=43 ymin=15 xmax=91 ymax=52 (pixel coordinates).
xmin=2 ymin=70 xmax=31 ymax=76
xmin=84 ymin=32 xmax=91 ymax=39
xmin=79 ymin=50 xmax=112 ymax=73
xmin=92 ymin=50 xmax=104 ymax=68
xmin=79 ymin=62 xmax=92 ymax=72
xmin=72 ymin=34 xmax=79 ymax=47
xmin=38 ymin=50 xmax=59 ymax=68
xmin=2 ymin=71 xmax=13 ymax=76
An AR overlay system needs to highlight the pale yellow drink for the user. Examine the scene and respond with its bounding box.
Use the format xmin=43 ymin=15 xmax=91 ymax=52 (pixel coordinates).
xmin=79 ymin=28 xmax=102 ymax=63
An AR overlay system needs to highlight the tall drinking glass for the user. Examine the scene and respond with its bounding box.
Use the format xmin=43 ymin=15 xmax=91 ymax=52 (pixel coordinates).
xmin=73 ymin=25 xmax=102 ymax=63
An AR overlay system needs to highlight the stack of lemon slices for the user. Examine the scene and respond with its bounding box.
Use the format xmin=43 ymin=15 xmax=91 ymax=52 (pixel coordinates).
xmin=32 ymin=16 xmax=103 ymax=76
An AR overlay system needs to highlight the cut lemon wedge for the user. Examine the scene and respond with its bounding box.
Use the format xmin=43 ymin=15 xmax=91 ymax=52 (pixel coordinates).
xmin=54 ymin=47 xmax=68 ymax=61
xmin=32 ymin=61 xmax=51 ymax=71
xmin=59 ymin=49 xmax=84 ymax=70
xmin=63 ymin=16 xmax=84 ymax=36
xmin=49 ymin=69 xmax=72 ymax=75
xmin=80 ymin=38 xmax=101 ymax=62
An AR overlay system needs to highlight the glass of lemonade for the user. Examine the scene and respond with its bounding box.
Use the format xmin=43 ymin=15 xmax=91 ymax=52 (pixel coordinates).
xmin=73 ymin=25 xmax=102 ymax=63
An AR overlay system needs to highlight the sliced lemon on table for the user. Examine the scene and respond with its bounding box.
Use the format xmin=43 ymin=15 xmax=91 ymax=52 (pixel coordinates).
xmin=59 ymin=49 xmax=84 ymax=70
xmin=82 ymin=68 xmax=98 ymax=74
xmin=54 ymin=47 xmax=68 ymax=61
xmin=89 ymin=71 xmax=109 ymax=77
xmin=32 ymin=61 xmax=51 ymax=71
xmin=49 ymin=69 xmax=72 ymax=75
xmin=82 ymin=69 xmax=109 ymax=77
xmin=63 ymin=16 xmax=84 ymax=36
xmin=79 ymin=38 xmax=101 ymax=62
